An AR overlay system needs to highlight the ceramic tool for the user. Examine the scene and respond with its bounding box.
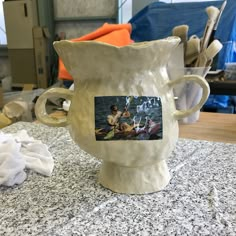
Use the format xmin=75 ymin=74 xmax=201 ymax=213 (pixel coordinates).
xmin=195 ymin=39 xmax=223 ymax=67
xmin=172 ymin=25 xmax=189 ymax=44
xmin=185 ymin=35 xmax=200 ymax=66
xmin=172 ymin=24 xmax=189 ymax=68
xmin=208 ymin=0 xmax=227 ymax=46
xmin=200 ymin=6 xmax=220 ymax=52
xmin=170 ymin=25 xmax=189 ymax=108
xmin=167 ymin=42 xmax=186 ymax=111
xmin=190 ymin=40 xmax=222 ymax=119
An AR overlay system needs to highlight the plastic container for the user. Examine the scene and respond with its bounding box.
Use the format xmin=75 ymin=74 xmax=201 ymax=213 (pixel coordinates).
xmin=168 ymin=67 xmax=211 ymax=124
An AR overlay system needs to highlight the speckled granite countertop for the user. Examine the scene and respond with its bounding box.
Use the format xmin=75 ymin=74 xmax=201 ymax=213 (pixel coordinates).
xmin=0 ymin=122 xmax=236 ymax=236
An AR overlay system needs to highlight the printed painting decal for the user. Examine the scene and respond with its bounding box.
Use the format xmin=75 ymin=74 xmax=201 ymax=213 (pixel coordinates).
xmin=95 ymin=96 xmax=163 ymax=141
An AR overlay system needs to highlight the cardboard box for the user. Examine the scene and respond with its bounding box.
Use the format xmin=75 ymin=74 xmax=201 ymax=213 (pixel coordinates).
xmin=8 ymin=49 xmax=37 ymax=87
xmin=0 ymin=79 xmax=3 ymax=109
xmin=33 ymin=27 xmax=51 ymax=89
xmin=3 ymin=0 xmax=38 ymax=49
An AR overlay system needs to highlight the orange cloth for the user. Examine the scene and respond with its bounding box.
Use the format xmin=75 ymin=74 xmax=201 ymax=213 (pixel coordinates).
xmin=58 ymin=23 xmax=133 ymax=80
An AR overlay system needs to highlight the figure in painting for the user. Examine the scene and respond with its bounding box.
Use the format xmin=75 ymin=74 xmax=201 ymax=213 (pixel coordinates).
xmin=106 ymin=105 xmax=130 ymax=131
xmin=95 ymin=96 xmax=162 ymax=140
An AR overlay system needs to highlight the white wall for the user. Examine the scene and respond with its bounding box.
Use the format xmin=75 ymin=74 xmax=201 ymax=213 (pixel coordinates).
xmin=119 ymin=0 xmax=132 ymax=23
xmin=0 ymin=0 xmax=7 ymax=45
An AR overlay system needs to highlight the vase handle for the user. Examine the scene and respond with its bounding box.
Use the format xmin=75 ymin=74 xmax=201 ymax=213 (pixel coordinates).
xmin=35 ymin=88 xmax=74 ymax=127
xmin=167 ymin=75 xmax=210 ymax=120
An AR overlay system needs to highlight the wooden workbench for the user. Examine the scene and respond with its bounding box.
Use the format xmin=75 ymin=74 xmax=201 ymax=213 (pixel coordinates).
xmin=179 ymin=112 xmax=236 ymax=144
xmin=48 ymin=111 xmax=236 ymax=144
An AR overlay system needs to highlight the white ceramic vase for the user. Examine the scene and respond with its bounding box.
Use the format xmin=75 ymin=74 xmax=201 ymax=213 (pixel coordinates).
xmin=35 ymin=37 xmax=210 ymax=194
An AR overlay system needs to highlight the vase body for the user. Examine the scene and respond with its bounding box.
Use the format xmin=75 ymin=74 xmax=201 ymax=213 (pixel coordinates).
xmin=35 ymin=37 xmax=210 ymax=193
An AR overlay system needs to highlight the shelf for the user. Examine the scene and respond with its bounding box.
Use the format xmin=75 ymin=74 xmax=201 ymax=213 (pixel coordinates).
xmin=54 ymin=16 xmax=117 ymax=23
xmin=207 ymin=80 xmax=236 ymax=96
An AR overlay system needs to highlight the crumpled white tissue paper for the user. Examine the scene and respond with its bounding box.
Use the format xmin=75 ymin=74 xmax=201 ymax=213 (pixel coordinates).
xmin=0 ymin=130 xmax=54 ymax=187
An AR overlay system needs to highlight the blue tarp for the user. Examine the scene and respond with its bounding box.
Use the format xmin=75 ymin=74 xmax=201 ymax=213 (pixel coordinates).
xmin=129 ymin=0 xmax=236 ymax=69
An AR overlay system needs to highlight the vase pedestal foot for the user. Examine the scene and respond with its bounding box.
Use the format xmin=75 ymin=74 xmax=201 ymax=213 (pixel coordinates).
xmin=98 ymin=160 xmax=171 ymax=194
